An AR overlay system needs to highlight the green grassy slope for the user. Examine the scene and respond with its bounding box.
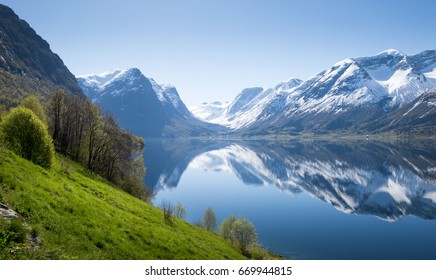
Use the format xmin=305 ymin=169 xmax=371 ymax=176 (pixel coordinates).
xmin=0 ymin=147 xmax=246 ymax=260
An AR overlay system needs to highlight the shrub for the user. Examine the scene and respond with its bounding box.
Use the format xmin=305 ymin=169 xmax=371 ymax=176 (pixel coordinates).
xmin=0 ymin=107 xmax=55 ymax=168
xmin=201 ymin=207 xmax=217 ymax=232
xmin=0 ymin=218 xmax=28 ymax=248
xmin=160 ymin=201 xmax=174 ymax=222
xmin=232 ymin=218 xmax=257 ymax=254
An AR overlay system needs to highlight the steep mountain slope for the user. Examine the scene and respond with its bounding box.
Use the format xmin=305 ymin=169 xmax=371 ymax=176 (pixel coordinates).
xmin=0 ymin=4 xmax=83 ymax=106
xmin=368 ymin=87 xmax=436 ymax=135
xmin=77 ymin=69 xmax=224 ymax=138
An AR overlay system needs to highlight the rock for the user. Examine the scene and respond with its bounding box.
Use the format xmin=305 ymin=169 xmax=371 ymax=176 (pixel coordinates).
xmin=0 ymin=202 xmax=19 ymax=218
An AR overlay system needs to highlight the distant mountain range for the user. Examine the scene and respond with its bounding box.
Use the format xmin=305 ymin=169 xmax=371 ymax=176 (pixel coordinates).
xmin=77 ymin=49 xmax=436 ymax=138
xmin=77 ymin=69 xmax=223 ymax=138
xmin=0 ymin=3 xmax=83 ymax=107
xmin=192 ymin=49 xmax=436 ymax=136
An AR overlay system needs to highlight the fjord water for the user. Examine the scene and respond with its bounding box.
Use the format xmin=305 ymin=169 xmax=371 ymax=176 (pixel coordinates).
xmin=144 ymin=139 xmax=436 ymax=259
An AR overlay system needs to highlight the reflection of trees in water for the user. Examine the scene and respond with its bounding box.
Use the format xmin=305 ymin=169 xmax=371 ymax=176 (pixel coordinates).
xmin=144 ymin=139 xmax=436 ymax=221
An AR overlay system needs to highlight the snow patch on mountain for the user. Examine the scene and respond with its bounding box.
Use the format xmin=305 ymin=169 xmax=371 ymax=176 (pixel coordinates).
xmin=77 ymin=69 xmax=136 ymax=90
xmin=190 ymin=101 xmax=230 ymax=122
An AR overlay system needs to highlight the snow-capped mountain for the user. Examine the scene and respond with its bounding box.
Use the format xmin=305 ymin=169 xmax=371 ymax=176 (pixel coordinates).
xmin=199 ymin=49 xmax=436 ymax=133
xmin=189 ymin=101 xmax=230 ymax=122
xmin=77 ymin=68 xmax=222 ymax=138
xmin=272 ymin=49 xmax=436 ymax=133
xmin=195 ymin=79 xmax=303 ymax=129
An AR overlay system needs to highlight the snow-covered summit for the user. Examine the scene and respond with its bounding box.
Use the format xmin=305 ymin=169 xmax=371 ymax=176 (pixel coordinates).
xmin=376 ymin=48 xmax=404 ymax=56
xmin=198 ymin=49 xmax=436 ymax=131
xmin=77 ymin=68 xmax=142 ymax=90
xmin=76 ymin=68 xmax=199 ymax=135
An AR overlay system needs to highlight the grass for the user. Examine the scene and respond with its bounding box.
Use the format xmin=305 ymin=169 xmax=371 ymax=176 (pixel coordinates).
xmin=0 ymin=147 xmax=248 ymax=260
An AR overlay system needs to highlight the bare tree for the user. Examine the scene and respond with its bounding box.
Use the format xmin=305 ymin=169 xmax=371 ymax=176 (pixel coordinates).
xmin=201 ymin=207 xmax=217 ymax=232
xmin=174 ymin=202 xmax=187 ymax=220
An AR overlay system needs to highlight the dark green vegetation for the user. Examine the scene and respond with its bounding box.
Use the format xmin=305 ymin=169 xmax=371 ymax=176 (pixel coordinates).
xmin=0 ymin=148 xmax=247 ymax=259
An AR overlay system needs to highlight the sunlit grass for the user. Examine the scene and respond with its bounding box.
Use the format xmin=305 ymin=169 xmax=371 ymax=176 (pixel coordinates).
xmin=0 ymin=148 xmax=246 ymax=259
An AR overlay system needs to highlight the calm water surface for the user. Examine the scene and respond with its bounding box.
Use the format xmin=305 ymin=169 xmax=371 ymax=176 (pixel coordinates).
xmin=143 ymin=139 xmax=436 ymax=259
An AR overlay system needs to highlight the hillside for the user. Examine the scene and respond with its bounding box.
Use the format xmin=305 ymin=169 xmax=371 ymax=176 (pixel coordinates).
xmin=0 ymin=4 xmax=83 ymax=108
xmin=366 ymin=88 xmax=436 ymax=136
xmin=0 ymin=147 xmax=246 ymax=259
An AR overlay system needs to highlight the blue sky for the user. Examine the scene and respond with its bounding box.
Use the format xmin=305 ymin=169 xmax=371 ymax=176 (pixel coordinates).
xmin=2 ymin=0 xmax=436 ymax=106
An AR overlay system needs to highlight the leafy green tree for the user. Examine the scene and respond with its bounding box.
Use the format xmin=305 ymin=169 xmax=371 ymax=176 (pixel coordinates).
xmin=219 ymin=215 xmax=237 ymax=241
xmin=0 ymin=107 xmax=55 ymax=168
xmin=21 ymin=95 xmax=47 ymax=125
xmin=201 ymin=207 xmax=217 ymax=232
xmin=232 ymin=218 xmax=257 ymax=253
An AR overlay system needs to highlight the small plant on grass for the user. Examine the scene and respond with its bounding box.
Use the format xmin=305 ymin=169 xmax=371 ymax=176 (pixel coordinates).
xmin=160 ymin=200 xmax=174 ymax=222
xmin=0 ymin=218 xmax=28 ymax=250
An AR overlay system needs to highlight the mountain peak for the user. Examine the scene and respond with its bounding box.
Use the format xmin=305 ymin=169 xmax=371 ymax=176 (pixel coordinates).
xmin=124 ymin=67 xmax=142 ymax=76
xmin=77 ymin=68 xmax=144 ymax=89
xmin=377 ymin=49 xmax=404 ymax=56
xmin=0 ymin=4 xmax=18 ymax=18
xmin=275 ymin=78 xmax=303 ymax=91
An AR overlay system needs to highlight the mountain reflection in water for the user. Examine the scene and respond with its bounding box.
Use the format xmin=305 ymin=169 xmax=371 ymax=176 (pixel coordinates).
xmin=143 ymin=139 xmax=436 ymax=259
